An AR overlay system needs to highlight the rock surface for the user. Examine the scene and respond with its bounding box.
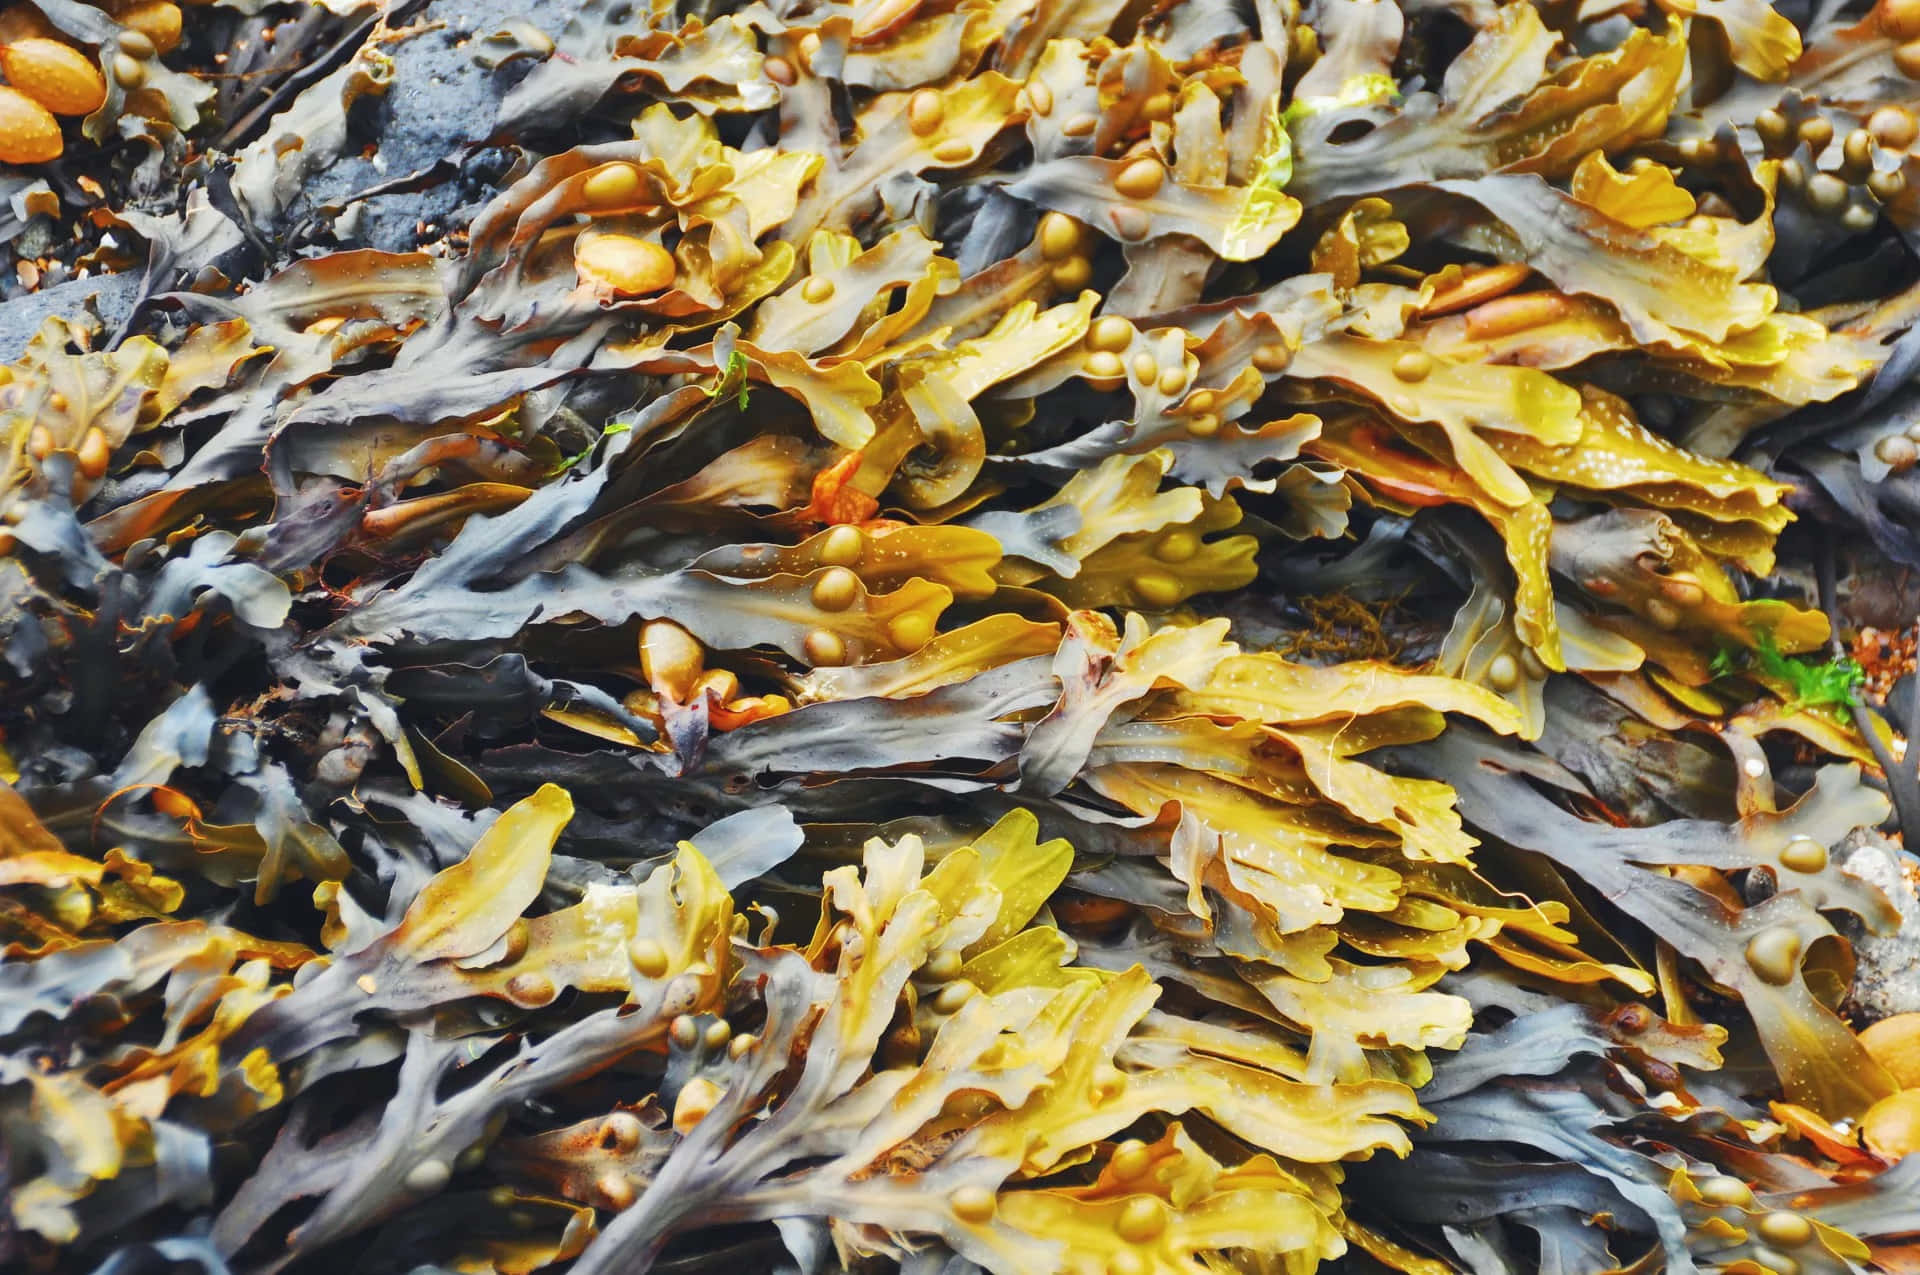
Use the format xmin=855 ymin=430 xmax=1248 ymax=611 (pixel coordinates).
xmin=284 ymin=0 xmax=586 ymax=254
xmin=1843 ymin=828 xmax=1920 ymax=1021
xmin=0 ymin=270 xmax=140 ymax=361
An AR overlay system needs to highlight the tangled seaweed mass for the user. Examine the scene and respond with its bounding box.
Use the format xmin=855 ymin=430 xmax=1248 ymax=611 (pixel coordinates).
xmin=20 ymin=0 xmax=1920 ymax=1270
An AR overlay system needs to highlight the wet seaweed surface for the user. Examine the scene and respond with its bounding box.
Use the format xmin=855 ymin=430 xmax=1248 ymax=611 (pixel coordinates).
xmin=10 ymin=0 xmax=1920 ymax=1272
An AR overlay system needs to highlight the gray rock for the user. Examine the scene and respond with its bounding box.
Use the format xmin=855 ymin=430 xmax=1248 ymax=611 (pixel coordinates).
xmin=1842 ymin=828 xmax=1920 ymax=1022
xmin=0 ymin=271 xmax=142 ymax=361
xmin=1 ymin=2 xmax=593 ymax=360
xmin=285 ymin=0 xmax=588 ymax=254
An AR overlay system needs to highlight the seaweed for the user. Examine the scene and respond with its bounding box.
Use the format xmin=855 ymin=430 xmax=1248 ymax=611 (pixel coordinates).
xmin=2 ymin=0 xmax=1920 ymax=1273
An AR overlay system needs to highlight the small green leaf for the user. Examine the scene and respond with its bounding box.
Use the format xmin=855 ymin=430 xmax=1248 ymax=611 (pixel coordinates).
xmin=1713 ymin=632 xmax=1863 ymax=709
xmin=706 ymin=349 xmax=751 ymax=409
xmin=548 ymin=419 xmax=634 ymax=476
